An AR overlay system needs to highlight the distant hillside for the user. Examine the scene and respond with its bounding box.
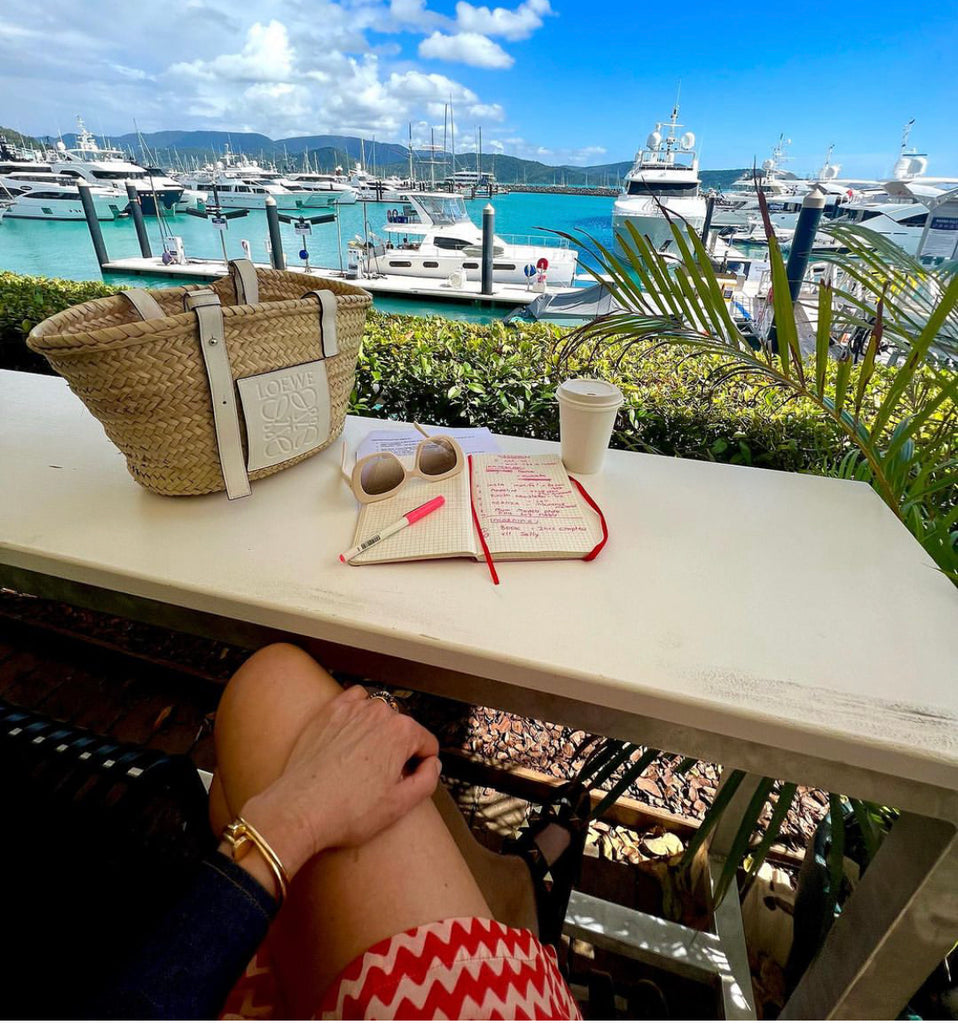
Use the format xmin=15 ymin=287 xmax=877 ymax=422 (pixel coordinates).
xmin=28 ymin=125 xmax=746 ymax=189
xmin=0 ymin=125 xmax=42 ymax=150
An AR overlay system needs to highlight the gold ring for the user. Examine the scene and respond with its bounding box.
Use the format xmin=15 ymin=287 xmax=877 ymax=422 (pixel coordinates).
xmin=369 ymin=690 xmax=399 ymax=711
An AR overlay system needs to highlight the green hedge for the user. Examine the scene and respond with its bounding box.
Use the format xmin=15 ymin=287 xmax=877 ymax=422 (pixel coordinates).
xmin=357 ymin=309 xmax=861 ymax=473
xmin=0 ymin=271 xmax=116 ymax=372
xmin=0 ymin=270 xmax=923 ymax=477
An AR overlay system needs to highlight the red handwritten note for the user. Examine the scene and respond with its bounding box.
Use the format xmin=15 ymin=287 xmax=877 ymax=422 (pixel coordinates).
xmin=471 ymin=454 xmax=602 ymax=557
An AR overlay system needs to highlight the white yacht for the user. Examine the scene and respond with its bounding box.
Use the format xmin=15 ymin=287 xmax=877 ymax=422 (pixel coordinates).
xmin=711 ymin=135 xmax=811 ymax=230
xmin=49 ymin=118 xmax=183 ymax=215
xmin=612 ymin=105 xmax=707 ymax=250
xmin=347 ymin=163 xmax=407 ymax=202
xmin=0 ymin=172 xmax=127 ymax=220
xmin=199 ymin=176 xmax=339 ymax=212
xmin=278 ymin=172 xmax=358 ymax=204
xmin=355 ymin=190 xmax=578 ymax=287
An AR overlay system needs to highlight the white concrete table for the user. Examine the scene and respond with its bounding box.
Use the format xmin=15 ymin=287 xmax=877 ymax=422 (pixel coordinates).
xmin=2 ymin=368 xmax=957 ymax=1018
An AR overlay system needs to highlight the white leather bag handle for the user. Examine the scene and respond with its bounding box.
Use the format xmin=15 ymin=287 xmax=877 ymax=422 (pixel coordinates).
xmin=120 ymin=289 xmax=166 ymax=321
xmin=300 ymin=289 xmax=339 ymax=357
xmin=184 ymin=290 xmax=251 ymax=499
xmin=229 ymin=259 xmax=260 ymax=306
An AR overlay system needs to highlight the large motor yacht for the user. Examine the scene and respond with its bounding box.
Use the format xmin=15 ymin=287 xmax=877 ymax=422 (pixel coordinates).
xmin=0 ymin=171 xmax=127 ymax=220
xmin=282 ymin=171 xmax=358 ymax=204
xmin=711 ymin=135 xmax=811 ymax=229
xmin=49 ymin=119 xmax=183 ymax=215
xmin=612 ymin=104 xmax=707 ymax=250
xmin=356 ymin=191 xmax=578 ymax=287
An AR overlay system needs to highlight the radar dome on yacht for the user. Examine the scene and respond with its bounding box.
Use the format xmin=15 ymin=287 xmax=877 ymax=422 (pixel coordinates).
xmin=56 ymin=141 xmax=66 ymax=152
xmin=646 ymin=131 xmax=662 ymax=149
xmin=821 ymin=164 xmax=840 ymax=180
xmin=762 ymin=158 xmax=775 ymax=171
xmin=679 ymin=132 xmax=695 ymax=150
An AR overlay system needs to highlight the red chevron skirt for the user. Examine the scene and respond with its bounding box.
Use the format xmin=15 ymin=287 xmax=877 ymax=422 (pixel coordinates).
xmin=317 ymin=917 xmax=581 ymax=1019
xmin=221 ymin=916 xmax=581 ymax=1020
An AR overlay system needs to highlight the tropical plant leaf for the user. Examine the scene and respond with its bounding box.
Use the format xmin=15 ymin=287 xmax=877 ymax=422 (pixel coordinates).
xmin=827 ymin=794 xmax=847 ymax=915
xmin=592 ymin=747 xmax=662 ymax=819
xmin=711 ymin=777 xmax=777 ymax=906
xmin=741 ymin=782 xmax=799 ymax=894
xmin=680 ymin=769 xmax=747 ymax=868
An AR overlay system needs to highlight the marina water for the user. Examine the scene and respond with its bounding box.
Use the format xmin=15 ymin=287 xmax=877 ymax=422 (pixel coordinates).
xmin=0 ymin=192 xmax=616 ymax=322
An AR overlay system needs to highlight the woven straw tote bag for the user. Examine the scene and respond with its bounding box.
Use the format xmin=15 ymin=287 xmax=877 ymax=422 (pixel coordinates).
xmin=28 ymin=260 xmax=372 ymax=498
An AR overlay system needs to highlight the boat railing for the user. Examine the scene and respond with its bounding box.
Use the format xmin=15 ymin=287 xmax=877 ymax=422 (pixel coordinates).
xmin=498 ymin=232 xmax=571 ymax=250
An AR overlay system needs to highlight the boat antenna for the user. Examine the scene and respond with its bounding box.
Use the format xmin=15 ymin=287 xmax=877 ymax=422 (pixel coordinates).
xmin=899 ymin=118 xmax=916 ymax=155
xmin=408 ymin=122 xmax=414 ymax=182
xmin=450 ymin=100 xmax=455 ymax=178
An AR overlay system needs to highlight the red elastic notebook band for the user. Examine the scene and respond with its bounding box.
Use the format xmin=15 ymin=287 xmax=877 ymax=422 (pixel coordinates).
xmin=469 ymin=454 xmax=500 ymax=585
xmin=468 ymin=455 xmax=610 ymax=584
xmin=569 ymin=475 xmax=609 ymax=560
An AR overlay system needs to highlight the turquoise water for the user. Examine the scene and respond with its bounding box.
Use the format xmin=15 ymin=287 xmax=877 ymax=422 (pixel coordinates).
xmin=0 ymin=192 xmax=616 ymax=322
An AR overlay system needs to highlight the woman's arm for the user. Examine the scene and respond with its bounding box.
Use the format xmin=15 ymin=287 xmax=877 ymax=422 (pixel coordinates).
xmin=90 ymin=686 xmax=441 ymax=1019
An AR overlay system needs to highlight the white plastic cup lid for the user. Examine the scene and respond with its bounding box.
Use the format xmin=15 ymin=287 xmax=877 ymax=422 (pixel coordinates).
xmin=557 ymin=378 xmax=623 ymax=408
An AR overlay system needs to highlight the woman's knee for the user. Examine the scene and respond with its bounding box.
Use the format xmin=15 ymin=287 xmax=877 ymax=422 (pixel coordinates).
xmin=211 ymin=644 xmax=344 ymax=824
xmin=219 ymin=643 xmax=341 ymax=731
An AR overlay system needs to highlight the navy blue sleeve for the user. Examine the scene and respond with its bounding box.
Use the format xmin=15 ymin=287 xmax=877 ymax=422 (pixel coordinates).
xmin=88 ymin=851 xmax=278 ymax=1019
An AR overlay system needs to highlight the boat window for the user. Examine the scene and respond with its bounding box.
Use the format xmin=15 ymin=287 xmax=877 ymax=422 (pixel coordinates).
xmin=27 ymin=192 xmax=65 ymax=200
xmin=423 ymin=261 xmax=440 ymax=268
xmin=389 ymin=260 xmax=412 ymax=267
xmin=899 ymin=212 xmax=927 ymax=227
xmin=860 ymin=211 xmax=880 ymax=221
xmin=462 ymin=262 xmax=479 ymax=269
xmin=418 ymin=195 xmax=468 ymax=225
xmin=626 ymin=181 xmax=700 ymax=198
xmin=434 ymin=237 xmax=472 ymax=250
xmin=493 ymin=263 xmax=516 ymax=270
xmin=91 ymin=170 xmax=146 ymax=180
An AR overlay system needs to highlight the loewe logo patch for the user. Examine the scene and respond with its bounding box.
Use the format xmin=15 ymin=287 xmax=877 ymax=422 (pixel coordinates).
xmin=237 ymin=361 xmax=331 ymax=472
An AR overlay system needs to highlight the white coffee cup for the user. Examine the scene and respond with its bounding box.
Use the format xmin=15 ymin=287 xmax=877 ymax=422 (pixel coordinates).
xmin=556 ymin=378 xmax=623 ymax=474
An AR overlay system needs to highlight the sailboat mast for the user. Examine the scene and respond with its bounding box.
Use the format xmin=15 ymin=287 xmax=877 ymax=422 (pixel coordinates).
xmin=408 ymin=122 xmax=414 ymax=181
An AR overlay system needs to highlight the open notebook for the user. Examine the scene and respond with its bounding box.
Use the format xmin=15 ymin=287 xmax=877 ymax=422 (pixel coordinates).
xmin=349 ymin=453 xmax=606 ymax=566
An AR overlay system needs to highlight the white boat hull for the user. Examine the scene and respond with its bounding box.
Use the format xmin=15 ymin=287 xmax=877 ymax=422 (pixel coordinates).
xmin=612 ymin=196 xmax=707 ymax=250
xmin=365 ymin=244 xmax=578 ymax=287
xmin=212 ymin=192 xmax=339 ymax=212
xmin=5 ymin=194 xmax=124 ymax=221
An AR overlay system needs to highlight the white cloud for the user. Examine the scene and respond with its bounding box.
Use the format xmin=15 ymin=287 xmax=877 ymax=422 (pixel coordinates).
xmin=387 ymin=0 xmax=447 ymax=30
xmin=418 ymin=31 xmax=514 ymax=69
xmin=0 ymin=2 xmax=570 ymax=156
xmin=467 ymin=102 xmax=505 ymax=121
xmin=454 ymin=0 xmax=553 ymax=40
xmin=170 ymin=20 xmax=294 ymax=84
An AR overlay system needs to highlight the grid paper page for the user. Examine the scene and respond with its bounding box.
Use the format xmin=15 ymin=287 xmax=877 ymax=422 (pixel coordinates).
xmin=471 ymin=454 xmax=603 ymax=559
xmin=349 ymin=463 xmax=474 ymax=564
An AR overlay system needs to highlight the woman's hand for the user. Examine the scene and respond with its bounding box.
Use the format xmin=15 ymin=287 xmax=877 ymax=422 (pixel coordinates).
xmin=237 ymin=686 xmax=441 ymax=882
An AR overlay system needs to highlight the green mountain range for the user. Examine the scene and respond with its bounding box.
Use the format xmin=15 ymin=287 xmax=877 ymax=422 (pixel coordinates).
xmin=4 ymin=125 xmax=746 ymax=190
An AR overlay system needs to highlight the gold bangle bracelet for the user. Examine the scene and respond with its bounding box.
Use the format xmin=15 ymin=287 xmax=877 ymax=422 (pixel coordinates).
xmin=221 ymin=816 xmax=290 ymax=906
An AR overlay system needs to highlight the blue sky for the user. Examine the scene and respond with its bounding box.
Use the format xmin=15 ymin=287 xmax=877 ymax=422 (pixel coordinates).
xmin=2 ymin=0 xmax=955 ymax=176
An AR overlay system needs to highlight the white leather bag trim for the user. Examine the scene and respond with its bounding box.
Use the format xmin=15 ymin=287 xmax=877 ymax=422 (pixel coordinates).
xmin=229 ymin=258 xmax=260 ymax=306
xmin=184 ymin=290 xmax=252 ymax=500
xmin=301 ymin=289 xmax=339 ymax=358
xmin=120 ymin=289 xmax=166 ymax=321
xmin=236 ymin=360 xmax=331 ymax=472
